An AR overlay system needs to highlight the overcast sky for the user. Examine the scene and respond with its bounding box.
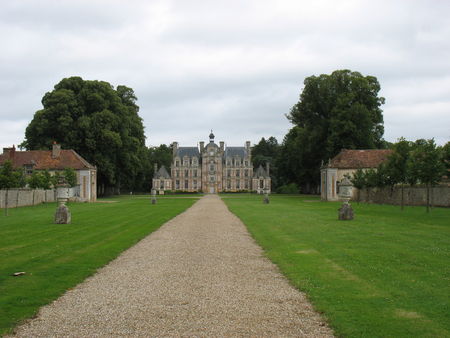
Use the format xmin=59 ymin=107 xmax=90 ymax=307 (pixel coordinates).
xmin=1 ymin=0 xmax=449 ymax=150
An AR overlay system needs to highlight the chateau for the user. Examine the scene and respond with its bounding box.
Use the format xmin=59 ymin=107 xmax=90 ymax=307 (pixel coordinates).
xmin=153 ymin=132 xmax=271 ymax=194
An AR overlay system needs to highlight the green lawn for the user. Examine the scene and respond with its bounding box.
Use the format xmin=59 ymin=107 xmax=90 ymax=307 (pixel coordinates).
xmin=0 ymin=196 xmax=197 ymax=335
xmin=223 ymin=194 xmax=450 ymax=337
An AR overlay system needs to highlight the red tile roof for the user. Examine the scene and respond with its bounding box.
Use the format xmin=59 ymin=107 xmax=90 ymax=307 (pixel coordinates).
xmin=0 ymin=147 xmax=95 ymax=170
xmin=328 ymin=149 xmax=393 ymax=169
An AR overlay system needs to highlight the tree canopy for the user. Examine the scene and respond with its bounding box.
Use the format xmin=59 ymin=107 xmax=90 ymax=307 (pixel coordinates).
xmin=22 ymin=77 xmax=146 ymax=194
xmin=280 ymin=69 xmax=386 ymax=192
xmin=0 ymin=161 xmax=25 ymax=190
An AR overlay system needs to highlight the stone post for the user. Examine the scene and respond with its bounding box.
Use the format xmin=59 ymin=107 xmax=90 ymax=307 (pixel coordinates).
xmin=338 ymin=177 xmax=353 ymax=220
xmin=263 ymin=187 xmax=270 ymax=204
xmin=54 ymin=177 xmax=71 ymax=224
xmin=151 ymin=188 xmax=157 ymax=205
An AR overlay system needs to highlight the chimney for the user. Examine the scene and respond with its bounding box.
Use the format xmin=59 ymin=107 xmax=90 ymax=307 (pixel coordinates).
xmin=154 ymin=163 xmax=158 ymax=175
xmin=245 ymin=141 xmax=250 ymax=150
xmin=2 ymin=145 xmax=16 ymax=160
xmin=199 ymin=141 xmax=205 ymax=153
xmin=172 ymin=142 xmax=178 ymax=157
xmin=219 ymin=141 xmax=224 ymax=152
xmin=266 ymin=162 xmax=270 ymax=176
xmin=52 ymin=142 xmax=61 ymax=158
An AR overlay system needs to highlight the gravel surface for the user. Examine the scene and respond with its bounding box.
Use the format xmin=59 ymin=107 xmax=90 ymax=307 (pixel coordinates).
xmin=11 ymin=195 xmax=333 ymax=337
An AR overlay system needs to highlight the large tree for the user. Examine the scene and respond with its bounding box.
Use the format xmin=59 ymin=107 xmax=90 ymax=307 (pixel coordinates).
xmin=22 ymin=77 xmax=147 ymax=195
xmin=281 ymin=69 xmax=385 ymax=192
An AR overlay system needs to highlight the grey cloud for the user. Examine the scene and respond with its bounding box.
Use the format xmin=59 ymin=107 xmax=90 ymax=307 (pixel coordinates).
xmin=1 ymin=0 xmax=449 ymax=150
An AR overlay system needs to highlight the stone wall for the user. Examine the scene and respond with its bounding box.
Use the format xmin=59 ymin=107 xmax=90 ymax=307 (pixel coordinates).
xmin=0 ymin=189 xmax=56 ymax=208
xmin=353 ymin=185 xmax=450 ymax=207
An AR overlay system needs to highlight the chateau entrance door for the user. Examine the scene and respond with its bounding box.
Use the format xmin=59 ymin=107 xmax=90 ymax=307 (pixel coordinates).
xmin=209 ymin=187 xmax=215 ymax=194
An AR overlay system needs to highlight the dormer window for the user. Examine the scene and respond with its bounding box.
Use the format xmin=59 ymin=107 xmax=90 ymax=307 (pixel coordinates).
xmin=24 ymin=164 xmax=33 ymax=175
xmin=183 ymin=157 xmax=189 ymax=166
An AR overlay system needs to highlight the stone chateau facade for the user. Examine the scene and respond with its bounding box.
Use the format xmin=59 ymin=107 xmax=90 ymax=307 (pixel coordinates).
xmin=153 ymin=132 xmax=271 ymax=194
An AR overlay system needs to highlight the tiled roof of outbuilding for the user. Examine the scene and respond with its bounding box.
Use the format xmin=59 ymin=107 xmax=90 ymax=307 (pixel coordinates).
xmin=0 ymin=148 xmax=95 ymax=170
xmin=328 ymin=149 xmax=393 ymax=169
xmin=176 ymin=147 xmax=200 ymax=158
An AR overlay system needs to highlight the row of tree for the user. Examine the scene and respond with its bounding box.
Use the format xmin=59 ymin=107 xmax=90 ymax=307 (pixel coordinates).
xmin=350 ymin=138 xmax=450 ymax=212
xmin=0 ymin=161 xmax=78 ymax=190
xmin=15 ymin=71 xmax=448 ymax=197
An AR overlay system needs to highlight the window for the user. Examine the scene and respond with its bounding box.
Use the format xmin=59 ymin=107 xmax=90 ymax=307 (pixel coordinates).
xmin=24 ymin=164 xmax=33 ymax=175
xmin=176 ymin=180 xmax=180 ymax=189
xmin=192 ymin=158 xmax=197 ymax=166
xmin=160 ymin=181 xmax=164 ymax=189
xmin=227 ymin=180 xmax=231 ymax=189
xmin=194 ymin=170 xmax=197 ymax=177
xmin=176 ymin=170 xmax=179 ymax=177
xmin=185 ymin=180 xmax=189 ymax=189
xmin=185 ymin=169 xmax=189 ymax=177
xmin=175 ymin=160 xmax=180 ymax=167
xmin=235 ymin=158 xmax=240 ymax=166
xmin=260 ymin=180 xmax=264 ymax=188
xmin=183 ymin=158 xmax=189 ymax=166
xmin=227 ymin=169 xmax=231 ymax=177
xmin=236 ymin=180 xmax=240 ymax=189
xmin=210 ymin=176 xmax=215 ymax=182
xmin=244 ymin=169 xmax=248 ymax=177
xmin=209 ymin=164 xmax=214 ymax=171
xmin=236 ymin=170 xmax=240 ymax=177
xmin=245 ymin=180 xmax=249 ymax=189
xmin=227 ymin=159 xmax=231 ymax=166
xmin=244 ymin=160 xmax=248 ymax=166
xmin=193 ymin=180 xmax=197 ymax=189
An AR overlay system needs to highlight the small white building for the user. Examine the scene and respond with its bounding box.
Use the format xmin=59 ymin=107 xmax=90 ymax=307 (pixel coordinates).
xmin=321 ymin=149 xmax=392 ymax=201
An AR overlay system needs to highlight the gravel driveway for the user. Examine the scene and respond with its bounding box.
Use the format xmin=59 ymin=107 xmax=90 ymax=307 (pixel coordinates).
xmin=12 ymin=195 xmax=333 ymax=337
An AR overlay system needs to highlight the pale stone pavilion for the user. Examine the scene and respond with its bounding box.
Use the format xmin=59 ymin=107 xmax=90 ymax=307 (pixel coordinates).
xmin=152 ymin=132 xmax=271 ymax=194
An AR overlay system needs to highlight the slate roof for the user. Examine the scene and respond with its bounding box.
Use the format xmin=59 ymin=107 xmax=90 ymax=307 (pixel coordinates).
xmin=253 ymin=165 xmax=269 ymax=178
xmin=0 ymin=147 xmax=96 ymax=170
xmin=224 ymin=147 xmax=247 ymax=158
xmin=156 ymin=165 xmax=171 ymax=179
xmin=328 ymin=149 xmax=393 ymax=169
xmin=175 ymin=147 xmax=200 ymax=158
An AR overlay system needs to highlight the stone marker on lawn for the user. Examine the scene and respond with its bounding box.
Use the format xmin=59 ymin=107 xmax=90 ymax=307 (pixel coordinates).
xmin=338 ymin=176 xmax=354 ymax=220
xmin=263 ymin=187 xmax=270 ymax=204
xmin=55 ymin=178 xmax=71 ymax=224
xmin=151 ymin=189 xmax=157 ymax=205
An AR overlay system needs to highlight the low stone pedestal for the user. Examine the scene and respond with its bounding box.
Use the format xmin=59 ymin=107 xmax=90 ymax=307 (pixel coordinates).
xmin=55 ymin=204 xmax=71 ymax=224
xmin=263 ymin=196 xmax=270 ymax=204
xmin=151 ymin=198 xmax=157 ymax=205
xmin=338 ymin=203 xmax=354 ymax=220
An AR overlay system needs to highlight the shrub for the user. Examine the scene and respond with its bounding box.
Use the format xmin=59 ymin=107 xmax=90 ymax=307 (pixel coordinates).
xmin=276 ymin=183 xmax=299 ymax=194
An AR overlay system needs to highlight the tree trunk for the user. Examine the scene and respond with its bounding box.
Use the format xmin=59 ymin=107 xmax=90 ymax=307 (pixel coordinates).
xmin=426 ymin=184 xmax=430 ymax=213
